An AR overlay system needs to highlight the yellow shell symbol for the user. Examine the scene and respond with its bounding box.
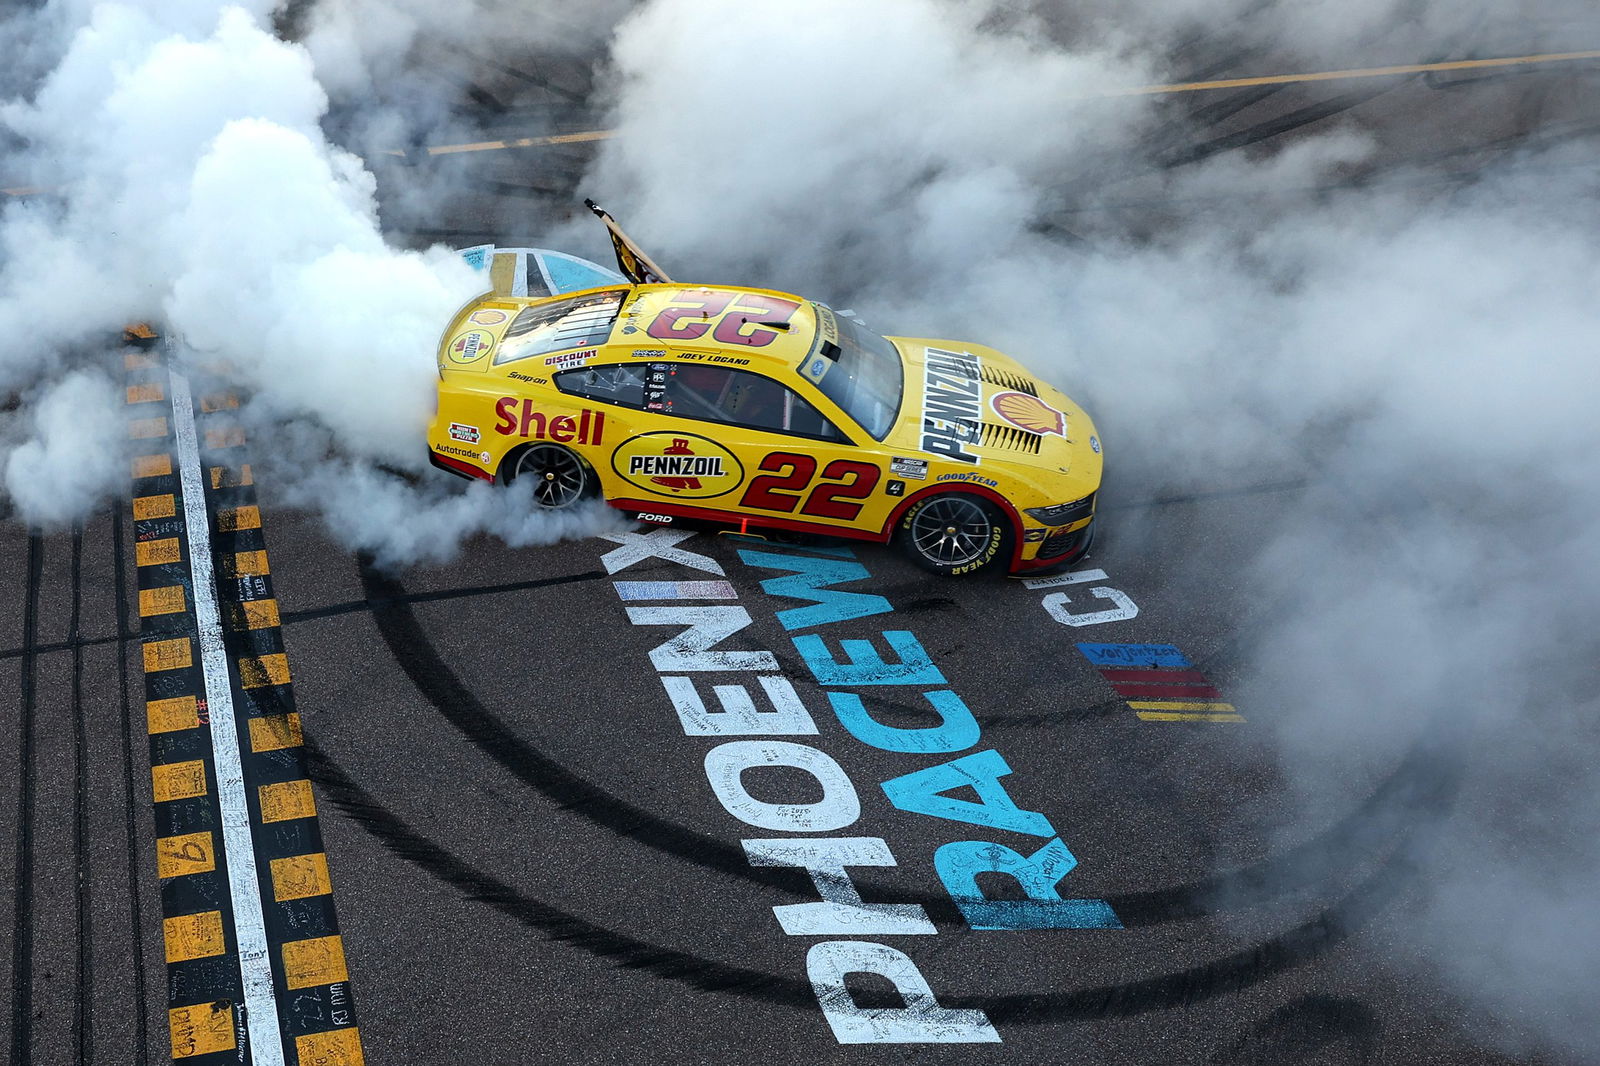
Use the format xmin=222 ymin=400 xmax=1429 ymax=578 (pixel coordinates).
xmin=990 ymin=390 xmax=1066 ymax=436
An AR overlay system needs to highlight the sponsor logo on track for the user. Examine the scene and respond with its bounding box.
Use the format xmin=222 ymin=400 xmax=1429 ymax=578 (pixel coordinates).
xmin=595 ymin=530 xmax=1124 ymax=1045
xmin=611 ymin=432 xmax=744 ymax=499
xmin=920 ymin=347 xmax=982 ymax=464
xmin=448 ymin=422 xmax=480 ymax=443
xmin=493 ymin=398 xmax=606 ymax=445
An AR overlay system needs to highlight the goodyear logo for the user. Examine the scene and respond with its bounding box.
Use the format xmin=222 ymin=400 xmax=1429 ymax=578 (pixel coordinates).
xmin=612 ymin=432 xmax=744 ymax=499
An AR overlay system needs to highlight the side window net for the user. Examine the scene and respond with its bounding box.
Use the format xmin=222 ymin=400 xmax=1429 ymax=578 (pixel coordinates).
xmin=556 ymin=362 xmax=845 ymax=441
xmin=657 ymin=365 xmax=843 ymax=440
xmin=553 ymin=363 xmax=649 ymax=408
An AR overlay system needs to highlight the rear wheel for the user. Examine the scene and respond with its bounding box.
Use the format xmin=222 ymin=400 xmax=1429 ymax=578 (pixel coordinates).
xmin=506 ymin=443 xmax=594 ymax=509
xmin=898 ymin=493 xmax=1010 ymax=576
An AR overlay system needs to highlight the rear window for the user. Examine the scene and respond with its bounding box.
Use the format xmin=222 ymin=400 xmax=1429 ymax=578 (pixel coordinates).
xmin=494 ymin=289 xmax=628 ymax=365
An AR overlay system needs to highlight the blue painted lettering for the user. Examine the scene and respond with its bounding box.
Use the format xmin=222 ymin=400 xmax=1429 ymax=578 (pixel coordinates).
xmin=934 ymin=838 xmax=1122 ymax=930
xmin=736 ymin=549 xmax=893 ymax=631
xmin=880 ymin=750 xmax=1055 ymax=837
xmin=793 ymin=631 xmax=946 ymax=686
xmin=828 ymin=690 xmax=980 ymax=754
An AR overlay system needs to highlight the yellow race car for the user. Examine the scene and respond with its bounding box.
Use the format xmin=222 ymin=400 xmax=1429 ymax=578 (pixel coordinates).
xmin=426 ymin=203 xmax=1102 ymax=576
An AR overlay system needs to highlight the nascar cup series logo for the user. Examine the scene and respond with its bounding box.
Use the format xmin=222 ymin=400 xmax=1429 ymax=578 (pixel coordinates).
xmin=612 ymin=432 xmax=744 ymax=499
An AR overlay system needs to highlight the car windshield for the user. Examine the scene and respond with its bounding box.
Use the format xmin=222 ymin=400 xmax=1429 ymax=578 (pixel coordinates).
xmin=802 ymin=305 xmax=904 ymax=440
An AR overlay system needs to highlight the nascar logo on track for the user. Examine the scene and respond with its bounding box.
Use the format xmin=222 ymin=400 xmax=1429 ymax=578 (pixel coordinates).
xmin=612 ymin=432 xmax=744 ymax=499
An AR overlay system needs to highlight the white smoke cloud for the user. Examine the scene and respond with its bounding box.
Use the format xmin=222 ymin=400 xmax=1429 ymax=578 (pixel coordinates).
xmin=3 ymin=0 xmax=1599 ymax=1050
xmin=586 ymin=0 xmax=1600 ymax=1055
xmin=301 ymin=0 xmax=632 ymax=98
xmin=0 ymin=0 xmax=618 ymax=558
xmin=2 ymin=368 xmax=124 ymax=525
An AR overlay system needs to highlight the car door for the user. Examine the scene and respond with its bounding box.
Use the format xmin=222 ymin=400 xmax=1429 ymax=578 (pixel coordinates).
xmin=561 ymin=360 xmax=893 ymax=533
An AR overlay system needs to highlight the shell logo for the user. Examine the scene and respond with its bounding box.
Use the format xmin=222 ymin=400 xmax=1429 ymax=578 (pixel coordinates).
xmin=612 ymin=432 xmax=746 ymax=499
xmin=990 ymin=390 xmax=1067 ymax=436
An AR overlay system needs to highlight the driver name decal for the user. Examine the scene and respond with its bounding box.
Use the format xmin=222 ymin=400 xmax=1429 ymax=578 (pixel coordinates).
xmin=920 ymin=347 xmax=983 ymax=464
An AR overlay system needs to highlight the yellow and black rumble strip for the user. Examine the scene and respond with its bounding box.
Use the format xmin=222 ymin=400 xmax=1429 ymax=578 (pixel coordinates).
xmin=124 ymin=335 xmax=364 ymax=1065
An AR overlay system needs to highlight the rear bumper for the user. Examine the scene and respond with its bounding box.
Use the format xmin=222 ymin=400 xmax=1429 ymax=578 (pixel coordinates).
xmin=429 ymin=448 xmax=494 ymax=483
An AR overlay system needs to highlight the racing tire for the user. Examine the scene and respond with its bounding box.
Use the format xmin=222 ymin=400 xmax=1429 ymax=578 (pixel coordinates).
xmin=897 ymin=493 xmax=1011 ymax=577
xmin=503 ymin=443 xmax=597 ymax=509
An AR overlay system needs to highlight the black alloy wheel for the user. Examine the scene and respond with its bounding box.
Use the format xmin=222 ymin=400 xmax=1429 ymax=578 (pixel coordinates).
xmin=509 ymin=443 xmax=592 ymax=508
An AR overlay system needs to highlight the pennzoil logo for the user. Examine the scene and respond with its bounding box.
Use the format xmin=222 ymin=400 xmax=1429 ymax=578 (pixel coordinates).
xmin=990 ymin=390 xmax=1067 ymax=436
xmin=448 ymin=328 xmax=496 ymax=364
xmin=612 ymin=432 xmax=744 ymax=499
xmin=920 ymin=347 xmax=982 ymax=464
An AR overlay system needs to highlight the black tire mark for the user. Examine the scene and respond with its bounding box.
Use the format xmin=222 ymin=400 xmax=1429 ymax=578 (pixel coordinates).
xmin=1211 ymin=994 xmax=1381 ymax=1065
xmin=354 ymin=558 xmax=848 ymax=907
xmin=0 ymin=633 xmax=121 ymax=662
xmin=281 ymin=568 xmax=604 ymax=625
xmin=309 ymin=732 xmax=1441 ymax=1024
xmin=429 ymin=40 xmax=587 ymax=106
xmin=9 ymin=533 xmax=42 ymax=1066
xmin=110 ymin=511 xmax=150 ymax=1066
xmin=979 ymin=841 xmax=1420 ymax=1023
xmin=302 ymin=742 xmax=816 ymax=1006
xmin=1106 ymin=736 xmax=1455 ymax=924
xmin=69 ymin=527 xmax=92 ymax=1065
xmin=360 ymin=554 xmax=1454 ymax=937
xmin=1158 ymin=83 xmax=1401 ymax=170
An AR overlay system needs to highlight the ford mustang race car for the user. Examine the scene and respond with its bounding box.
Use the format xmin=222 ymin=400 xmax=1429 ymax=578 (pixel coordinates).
xmin=426 ymin=203 xmax=1102 ymax=575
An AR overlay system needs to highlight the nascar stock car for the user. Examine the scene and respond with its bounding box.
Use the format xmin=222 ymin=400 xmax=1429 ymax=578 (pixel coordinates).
xmin=425 ymin=202 xmax=1102 ymax=576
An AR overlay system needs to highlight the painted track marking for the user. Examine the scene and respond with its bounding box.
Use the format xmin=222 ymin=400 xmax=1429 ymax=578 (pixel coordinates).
xmin=8 ymin=48 xmax=1598 ymax=193
xmin=168 ymin=366 xmax=288 ymax=1066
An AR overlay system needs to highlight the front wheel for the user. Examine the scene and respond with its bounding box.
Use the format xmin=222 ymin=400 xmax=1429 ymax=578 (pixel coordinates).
xmin=505 ymin=443 xmax=595 ymax=508
xmin=898 ymin=493 xmax=1010 ymax=576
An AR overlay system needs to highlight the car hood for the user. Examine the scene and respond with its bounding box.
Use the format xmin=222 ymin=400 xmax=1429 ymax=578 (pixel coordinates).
xmin=883 ymin=338 xmax=1093 ymax=477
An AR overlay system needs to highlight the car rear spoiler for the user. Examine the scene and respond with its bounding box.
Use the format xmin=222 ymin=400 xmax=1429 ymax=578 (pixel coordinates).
xmin=585 ymin=199 xmax=673 ymax=285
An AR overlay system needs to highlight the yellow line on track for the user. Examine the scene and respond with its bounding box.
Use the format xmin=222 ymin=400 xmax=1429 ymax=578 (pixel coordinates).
xmin=380 ymin=128 xmax=617 ymax=157
xmin=4 ymin=48 xmax=1597 ymax=189
xmin=389 ymin=48 xmax=1600 ymax=158
xmin=1119 ymin=48 xmax=1600 ymax=95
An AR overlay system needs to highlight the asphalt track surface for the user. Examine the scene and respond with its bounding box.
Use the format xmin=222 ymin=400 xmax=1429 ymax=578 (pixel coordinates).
xmin=6 ymin=20 xmax=1600 ymax=1066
